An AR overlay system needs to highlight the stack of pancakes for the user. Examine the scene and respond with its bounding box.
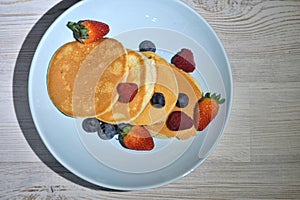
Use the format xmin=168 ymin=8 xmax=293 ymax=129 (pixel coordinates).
xmin=47 ymin=38 xmax=202 ymax=139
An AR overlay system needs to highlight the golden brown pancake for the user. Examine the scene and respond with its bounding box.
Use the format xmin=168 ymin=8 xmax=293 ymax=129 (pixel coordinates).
xmin=146 ymin=63 xmax=202 ymax=140
xmin=132 ymin=52 xmax=178 ymax=125
xmin=47 ymin=38 xmax=128 ymax=117
xmin=96 ymin=51 xmax=156 ymax=123
xmin=47 ymin=40 xmax=102 ymax=116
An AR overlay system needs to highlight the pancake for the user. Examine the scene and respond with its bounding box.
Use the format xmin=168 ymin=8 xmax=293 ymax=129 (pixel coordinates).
xmin=96 ymin=50 xmax=156 ymax=123
xmin=47 ymin=38 xmax=128 ymax=117
xmin=132 ymin=52 xmax=178 ymax=125
xmin=47 ymin=40 xmax=103 ymax=116
xmin=146 ymin=63 xmax=202 ymax=140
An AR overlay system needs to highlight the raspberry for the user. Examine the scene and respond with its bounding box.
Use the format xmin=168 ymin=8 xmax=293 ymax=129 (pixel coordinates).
xmin=166 ymin=111 xmax=193 ymax=131
xmin=171 ymin=48 xmax=195 ymax=73
xmin=117 ymin=83 xmax=138 ymax=103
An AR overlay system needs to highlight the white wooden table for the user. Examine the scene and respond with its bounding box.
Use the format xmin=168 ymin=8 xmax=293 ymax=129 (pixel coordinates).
xmin=1 ymin=0 xmax=299 ymax=199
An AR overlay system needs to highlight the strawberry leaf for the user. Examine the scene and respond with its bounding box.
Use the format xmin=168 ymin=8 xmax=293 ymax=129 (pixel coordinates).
xmin=121 ymin=125 xmax=132 ymax=136
xmin=67 ymin=21 xmax=89 ymax=43
xmin=218 ymin=98 xmax=225 ymax=104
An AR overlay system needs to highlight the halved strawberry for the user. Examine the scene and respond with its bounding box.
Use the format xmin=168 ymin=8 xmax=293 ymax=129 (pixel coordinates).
xmin=67 ymin=20 xmax=109 ymax=44
xmin=194 ymin=93 xmax=225 ymax=131
xmin=119 ymin=125 xmax=154 ymax=151
xmin=171 ymin=48 xmax=195 ymax=73
xmin=166 ymin=111 xmax=194 ymax=131
xmin=117 ymin=83 xmax=138 ymax=103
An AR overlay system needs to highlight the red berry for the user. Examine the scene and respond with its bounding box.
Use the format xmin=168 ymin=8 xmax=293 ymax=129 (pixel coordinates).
xmin=119 ymin=125 xmax=154 ymax=151
xmin=67 ymin=20 xmax=110 ymax=44
xmin=117 ymin=83 xmax=138 ymax=103
xmin=194 ymin=93 xmax=225 ymax=131
xmin=166 ymin=111 xmax=193 ymax=131
xmin=171 ymin=48 xmax=195 ymax=73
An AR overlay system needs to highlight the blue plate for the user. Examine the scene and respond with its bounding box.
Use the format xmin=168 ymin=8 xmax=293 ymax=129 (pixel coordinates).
xmin=28 ymin=0 xmax=233 ymax=190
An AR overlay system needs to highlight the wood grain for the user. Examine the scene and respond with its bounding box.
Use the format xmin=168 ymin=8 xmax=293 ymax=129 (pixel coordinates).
xmin=0 ymin=0 xmax=300 ymax=199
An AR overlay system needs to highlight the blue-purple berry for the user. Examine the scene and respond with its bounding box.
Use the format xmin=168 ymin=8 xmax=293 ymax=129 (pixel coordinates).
xmin=151 ymin=93 xmax=165 ymax=108
xmin=97 ymin=123 xmax=118 ymax=140
xmin=82 ymin=118 xmax=100 ymax=132
xmin=176 ymin=93 xmax=189 ymax=108
xmin=139 ymin=40 xmax=156 ymax=52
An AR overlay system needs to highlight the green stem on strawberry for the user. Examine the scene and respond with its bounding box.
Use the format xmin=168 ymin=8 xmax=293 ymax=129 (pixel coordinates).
xmin=67 ymin=21 xmax=89 ymax=43
xmin=120 ymin=125 xmax=132 ymax=136
xmin=118 ymin=125 xmax=131 ymax=148
xmin=205 ymin=92 xmax=225 ymax=104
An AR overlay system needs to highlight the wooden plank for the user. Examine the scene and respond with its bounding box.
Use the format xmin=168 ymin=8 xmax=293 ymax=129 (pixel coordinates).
xmin=0 ymin=162 xmax=299 ymax=199
xmin=249 ymin=82 xmax=300 ymax=163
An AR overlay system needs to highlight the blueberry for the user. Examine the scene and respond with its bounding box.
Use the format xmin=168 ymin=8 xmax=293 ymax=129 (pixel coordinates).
xmin=139 ymin=40 xmax=156 ymax=52
xmin=82 ymin=118 xmax=100 ymax=132
xmin=176 ymin=93 xmax=189 ymax=108
xmin=151 ymin=93 xmax=165 ymax=108
xmin=97 ymin=123 xmax=118 ymax=140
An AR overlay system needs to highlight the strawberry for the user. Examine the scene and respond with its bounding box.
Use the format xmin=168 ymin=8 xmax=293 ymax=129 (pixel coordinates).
xmin=117 ymin=83 xmax=138 ymax=103
xmin=119 ymin=125 xmax=154 ymax=151
xmin=166 ymin=111 xmax=194 ymax=131
xmin=67 ymin=20 xmax=109 ymax=44
xmin=171 ymin=48 xmax=195 ymax=73
xmin=194 ymin=93 xmax=225 ymax=131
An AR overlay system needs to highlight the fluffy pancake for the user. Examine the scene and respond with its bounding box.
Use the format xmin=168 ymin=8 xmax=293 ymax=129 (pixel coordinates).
xmin=96 ymin=51 xmax=156 ymax=123
xmin=47 ymin=38 xmax=128 ymax=117
xmin=132 ymin=52 xmax=178 ymax=125
xmin=146 ymin=63 xmax=202 ymax=140
xmin=47 ymin=40 xmax=102 ymax=116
